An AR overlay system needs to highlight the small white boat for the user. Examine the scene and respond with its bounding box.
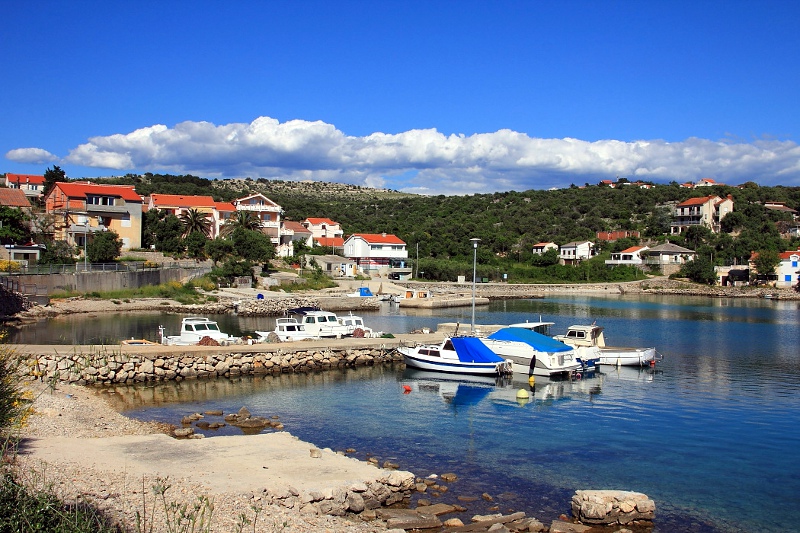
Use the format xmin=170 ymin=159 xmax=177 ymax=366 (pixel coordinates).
xmin=159 ymin=317 xmax=240 ymax=346
xmin=257 ymin=317 xmax=316 ymax=342
xmin=290 ymin=308 xmax=350 ymax=338
xmin=347 ymin=287 xmax=374 ymax=297
xmin=480 ymin=327 xmax=582 ymax=377
xmin=555 ymin=324 xmax=658 ymax=367
xmin=399 ymin=337 xmax=513 ymax=376
xmin=505 ymin=319 xmax=598 ymax=371
xmin=336 ymin=313 xmax=377 ymax=338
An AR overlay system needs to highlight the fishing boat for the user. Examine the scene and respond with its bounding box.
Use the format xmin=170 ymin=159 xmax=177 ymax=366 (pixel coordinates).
xmin=336 ymin=313 xmax=377 ymax=338
xmin=289 ymin=308 xmax=350 ymax=338
xmin=398 ymin=336 xmax=513 ymax=376
xmin=554 ymin=324 xmax=658 ymax=367
xmin=159 ymin=317 xmax=240 ymax=346
xmin=480 ymin=327 xmax=582 ymax=377
xmin=256 ymin=317 xmax=315 ymax=342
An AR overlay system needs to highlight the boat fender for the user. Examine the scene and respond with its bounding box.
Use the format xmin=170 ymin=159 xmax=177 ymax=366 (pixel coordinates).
xmin=575 ymin=372 xmax=582 ymax=380
xmin=528 ymin=375 xmax=535 ymax=386
xmin=402 ymin=385 xmax=412 ymax=394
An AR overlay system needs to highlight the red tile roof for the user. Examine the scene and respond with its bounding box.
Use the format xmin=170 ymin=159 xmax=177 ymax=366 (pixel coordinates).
xmin=350 ymin=233 xmax=406 ymax=245
xmin=677 ymin=195 xmax=716 ymax=207
xmin=54 ymin=182 xmax=142 ymax=202
xmin=316 ymin=237 xmax=344 ymax=247
xmin=305 ymin=217 xmax=339 ymax=226
xmin=214 ymin=201 xmax=235 ymax=212
xmin=0 ymin=188 xmax=31 ymax=207
xmin=620 ymin=246 xmax=647 ymax=253
xmin=151 ymin=194 xmax=215 ymax=208
xmin=5 ymin=173 xmax=45 ymax=185
xmin=779 ymin=249 xmax=800 ymax=260
xmin=283 ymin=220 xmax=311 ymax=234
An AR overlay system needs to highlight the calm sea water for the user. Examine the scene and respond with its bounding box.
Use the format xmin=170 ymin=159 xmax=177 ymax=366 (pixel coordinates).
xmin=10 ymin=295 xmax=800 ymax=532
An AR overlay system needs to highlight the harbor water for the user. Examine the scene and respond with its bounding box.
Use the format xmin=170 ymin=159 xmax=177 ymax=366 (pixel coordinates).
xmin=10 ymin=295 xmax=800 ymax=531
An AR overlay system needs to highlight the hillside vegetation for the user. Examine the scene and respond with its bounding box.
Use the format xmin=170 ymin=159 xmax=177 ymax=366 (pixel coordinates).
xmin=99 ymin=173 xmax=800 ymax=282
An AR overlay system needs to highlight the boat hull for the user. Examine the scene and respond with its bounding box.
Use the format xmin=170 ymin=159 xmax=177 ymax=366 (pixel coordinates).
xmin=480 ymin=339 xmax=580 ymax=377
xmin=597 ymin=347 xmax=657 ymax=366
xmin=399 ymin=348 xmax=507 ymax=376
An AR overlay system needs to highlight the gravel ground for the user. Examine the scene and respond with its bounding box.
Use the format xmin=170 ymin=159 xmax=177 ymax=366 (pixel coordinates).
xmin=10 ymin=381 xmax=396 ymax=533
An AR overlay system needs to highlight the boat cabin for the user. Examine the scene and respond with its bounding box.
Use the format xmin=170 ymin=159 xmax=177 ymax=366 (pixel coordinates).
xmin=558 ymin=325 xmax=606 ymax=348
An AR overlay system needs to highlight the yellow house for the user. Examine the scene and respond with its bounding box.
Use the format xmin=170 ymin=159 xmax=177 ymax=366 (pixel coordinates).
xmin=45 ymin=182 xmax=143 ymax=251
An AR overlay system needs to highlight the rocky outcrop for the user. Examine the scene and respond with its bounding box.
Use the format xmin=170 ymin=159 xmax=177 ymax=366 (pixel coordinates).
xmin=571 ymin=489 xmax=655 ymax=527
xmin=0 ymin=284 xmax=31 ymax=318
xmin=26 ymin=346 xmax=404 ymax=385
xmin=263 ymin=471 xmax=415 ymax=518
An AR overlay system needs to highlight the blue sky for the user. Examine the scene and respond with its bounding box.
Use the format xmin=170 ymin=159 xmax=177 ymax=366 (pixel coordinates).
xmin=3 ymin=1 xmax=799 ymax=194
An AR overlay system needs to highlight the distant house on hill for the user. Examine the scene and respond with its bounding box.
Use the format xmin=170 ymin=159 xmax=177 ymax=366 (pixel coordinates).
xmin=596 ymin=230 xmax=640 ymax=242
xmin=559 ymin=241 xmax=595 ymax=265
xmin=605 ymin=246 xmax=649 ymax=267
xmin=671 ymin=195 xmax=733 ymax=234
xmin=304 ymin=218 xmax=344 ymax=242
xmin=0 ymin=188 xmax=32 ymax=211
xmin=5 ymin=173 xmax=45 ymax=198
xmin=531 ymin=242 xmax=558 ymax=255
xmin=776 ymin=249 xmax=800 ymax=288
xmin=45 ymin=181 xmax=142 ymax=251
xmin=343 ymin=233 xmax=408 ymax=276
xmin=644 ymin=243 xmax=696 ymax=275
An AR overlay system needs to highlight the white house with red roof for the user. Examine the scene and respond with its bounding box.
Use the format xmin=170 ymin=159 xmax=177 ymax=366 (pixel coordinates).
xmin=776 ymin=249 xmax=800 ymax=288
xmin=671 ymin=195 xmax=734 ymax=234
xmin=233 ymin=193 xmax=282 ymax=244
xmin=605 ymin=246 xmax=650 ymax=267
xmin=45 ymin=182 xmax=142 ymax=251
xmin=343 ymin=233 xmax=408 ymax=275
xmin=5 ymin=173 xmax=45 ymax=198
xmin=531 ymin=242 xmax=558 ymax=255
xmin=303 ymin=218 xmax=344 ymax=242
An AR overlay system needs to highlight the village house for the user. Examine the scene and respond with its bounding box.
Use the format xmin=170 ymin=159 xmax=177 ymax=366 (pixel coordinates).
xmin=531 ymin=242 xmax=558 ymax=255
xmin=559 ymin=241 xmax=595 ymax=265
xmin=776 ymin=249 xmax=800 ymax=288
xmin=605 ymin=246 xmax=649 ymax=267
xmin=281 ymin=220 xmax=313 ymax=251
xmin=643 ymin=243 xmax=697 ymax=275
xmin=45 ymin=182 xmax=143 ymax=251
xmin=671 ymin=195 xmax=734 ymax=234
xmin=343 ymin=233 xmax=408 ymax=276
xmin=0 ymin=188 xmax=41 ymax=265
xmin=596 ymin=230 xmax=640 ymax=242
xmin=4 ymin=173 xmax=45 ymax=199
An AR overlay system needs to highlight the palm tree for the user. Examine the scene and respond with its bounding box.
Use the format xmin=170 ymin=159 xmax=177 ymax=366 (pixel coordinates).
xmin=220 ymin=210 xmax=262 ymax=237
xmin=179 ymin=208 xmax=212 ymax=238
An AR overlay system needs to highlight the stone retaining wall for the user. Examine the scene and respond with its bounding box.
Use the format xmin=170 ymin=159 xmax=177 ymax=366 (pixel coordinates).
xmin=27 ymin=346 xmax=404 ymax=385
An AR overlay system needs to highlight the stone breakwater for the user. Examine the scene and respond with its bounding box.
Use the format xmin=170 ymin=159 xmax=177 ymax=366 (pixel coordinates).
xmin=27 ymin=345 xmax=404 ymax=385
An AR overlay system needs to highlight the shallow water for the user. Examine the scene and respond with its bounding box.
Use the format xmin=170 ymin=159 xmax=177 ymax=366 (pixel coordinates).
xmin=68 ymin=295 xmax=800 ymax=533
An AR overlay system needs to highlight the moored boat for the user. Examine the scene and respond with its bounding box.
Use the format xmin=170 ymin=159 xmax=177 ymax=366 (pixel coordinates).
xmin=399 ymin=336 xmax=513 ymax=376
xmin=290 ymin=308 xmax=350 ymax=338
xmin=336 ymin=312 xmax=378 ymax=337
xmin=554 ymin=324 xmax=658 ymax=367
xmin=159 ymin=317 xmax=240 ymax=346
xmin=257 ymin=317 xmax=316 ymax=342
xmin=480 ymin=327 xmax=582 ymax=377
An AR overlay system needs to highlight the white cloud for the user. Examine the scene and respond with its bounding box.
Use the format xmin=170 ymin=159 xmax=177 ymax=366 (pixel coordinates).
xmin=4 ymin=147 xmax=58 ymax=164
xmin=13 ymin=116 xmax=800 ymax=194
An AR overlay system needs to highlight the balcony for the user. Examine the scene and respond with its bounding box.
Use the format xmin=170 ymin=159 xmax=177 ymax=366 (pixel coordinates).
xmin=86 ymin=203 xmax=129 ymax=214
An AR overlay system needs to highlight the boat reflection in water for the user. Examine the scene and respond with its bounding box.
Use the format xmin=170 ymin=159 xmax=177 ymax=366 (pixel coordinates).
xmin=400 ymin=368 xmax=603 ymax=411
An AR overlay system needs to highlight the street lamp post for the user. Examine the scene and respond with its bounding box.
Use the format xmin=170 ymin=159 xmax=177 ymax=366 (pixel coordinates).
xmin=470 ymin=238 xmax=481 ymax=333
xmin=82 ymin=224 xmax=88 ymax=272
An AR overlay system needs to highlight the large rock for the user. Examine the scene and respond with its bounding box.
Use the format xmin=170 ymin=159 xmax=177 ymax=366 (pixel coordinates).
xmin=571 ymin=490 xmax=655 ymax=526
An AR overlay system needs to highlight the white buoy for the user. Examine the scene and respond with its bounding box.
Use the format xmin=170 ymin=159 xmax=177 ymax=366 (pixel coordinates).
xmin=516 ymin=389 xmax=530 ymax=399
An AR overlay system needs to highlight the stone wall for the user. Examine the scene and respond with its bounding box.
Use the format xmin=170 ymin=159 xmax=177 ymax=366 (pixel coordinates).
xmin=27 ymin=346 xmax=404 ymax=385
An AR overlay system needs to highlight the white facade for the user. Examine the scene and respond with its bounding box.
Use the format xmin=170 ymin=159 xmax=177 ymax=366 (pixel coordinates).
xmin=605 ymin=246 xmax=649 ymax=266
xmin=776 ymin=250 xmax=800 ymax=288
xmin=559 ymin=241 xmax=595 ymax=265
xmin=343 ymin=233 xmax=408 ymax=274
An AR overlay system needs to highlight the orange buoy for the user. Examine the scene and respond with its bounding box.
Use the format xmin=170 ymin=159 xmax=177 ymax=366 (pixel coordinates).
xmin=402 ymin=385 xmax=412 ymax=394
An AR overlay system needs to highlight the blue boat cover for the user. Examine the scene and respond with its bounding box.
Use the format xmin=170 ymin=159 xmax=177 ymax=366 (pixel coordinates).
xmin=488 ymin=327 xmax=572 ymax=352
xmin=450 ymin=337 xmax=506 ymax=363
xmin=358 ymin=287 xmax=373 ymax=296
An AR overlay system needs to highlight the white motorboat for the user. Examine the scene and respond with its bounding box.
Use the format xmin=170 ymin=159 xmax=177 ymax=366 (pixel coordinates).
xmin=290 ymin=308 xmax=350 ymax=338
xmin=256 ymin=317 xmax=316 ymax=342
xmin=159 ymin=317 xmax=240 ymax=346
xmin=336 ymin=313 xmax=378 ymax=338
xmin=480 ymin=327 xmax=582 ymax=377
xmin=398 ymin=337 xmax=513 ymax=376
xmin=554 ymin=324 xmax=658 ymax=367
xmin=505 ymin=318 xmax=599 ymax=371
